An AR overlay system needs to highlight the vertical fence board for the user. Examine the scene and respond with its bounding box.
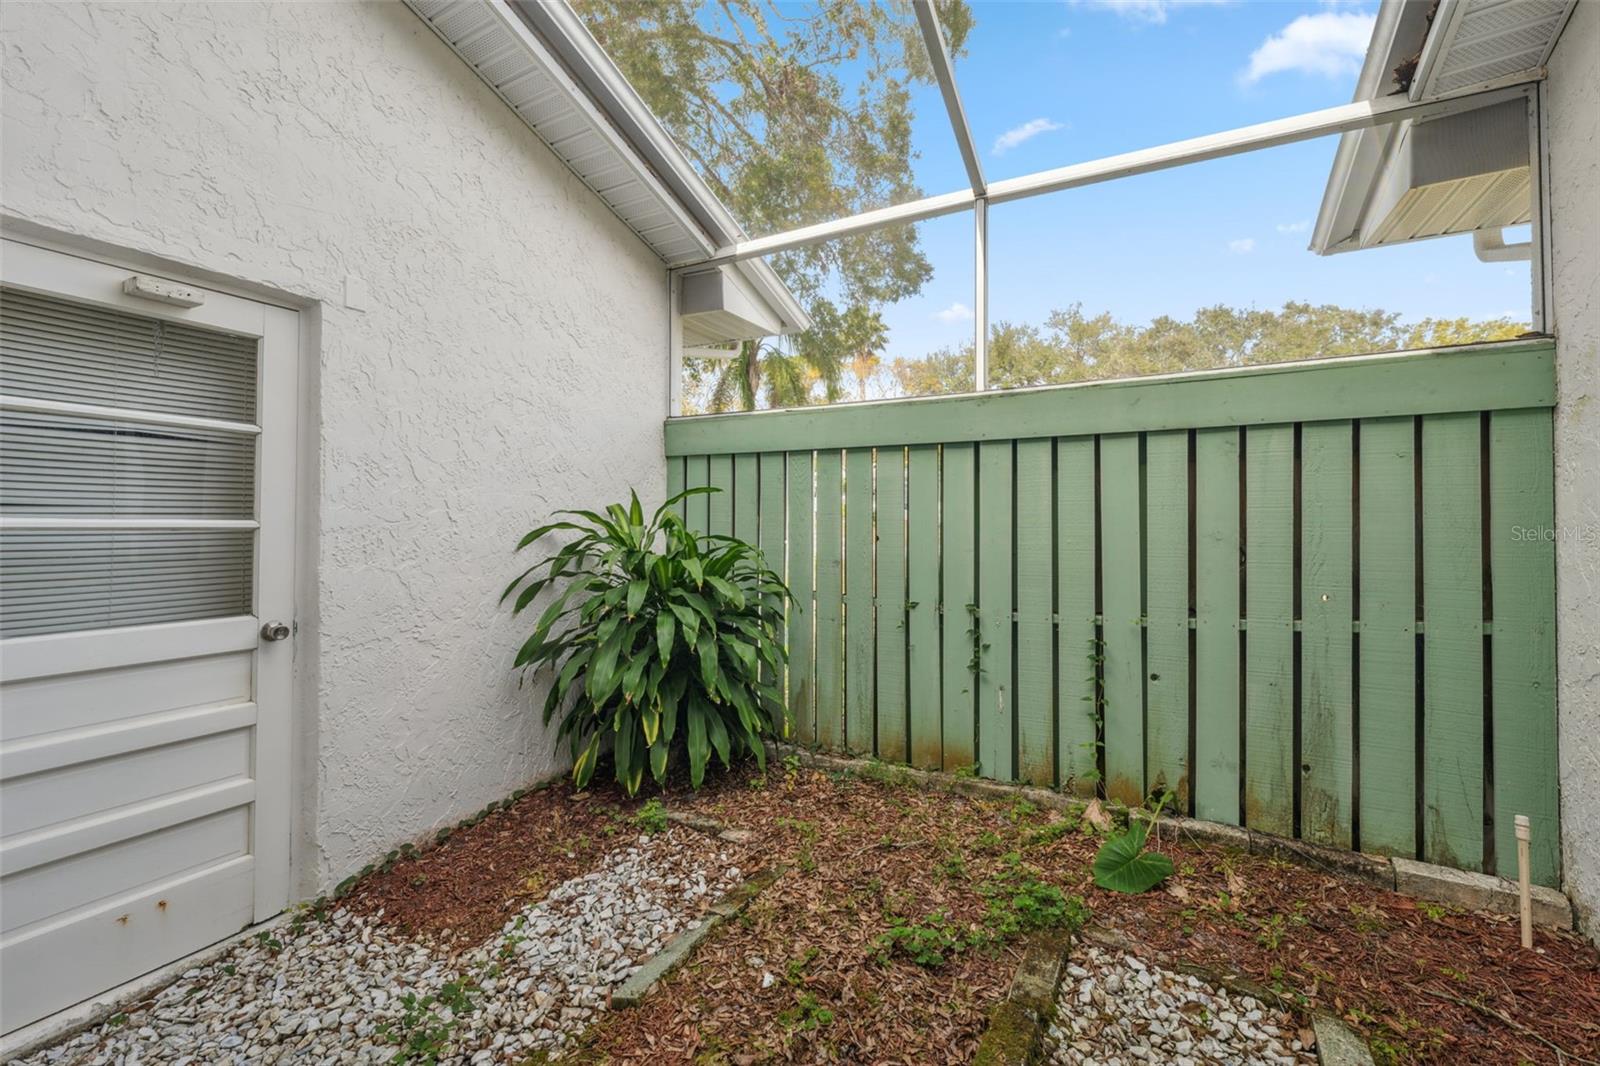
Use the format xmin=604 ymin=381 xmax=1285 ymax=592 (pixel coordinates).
xmin=815 ymin=450 xmax=845 ymax=750
xmin=1100 ymin=433 xmax=1144 ymax=806
xmin=941 ymin=443 xmax=977 ymax=771
xmin=1057 ymin=437 xmax=1099 ymax=794
xmin=758 ymin=453 xmax=785 ymax=715
xmin=977 ymin=441 xmax=1015 ymax=781
xmin=785 ymin=452 xmax=815 ymax=744
xmin=708 ymin=454 xmax=734 ymax=536
xmin=877 ymin=447 xmax=909 ymax=763
xmin=1300 ymin=420 xmax=1354 ymax=849
xmin=733 ymin=453 xmax=759 ymax=544
xmin=844 ymin=448 xmax=876 ymax=753
xmin=1422 ymin=412 xmax=1484 ymax=871
xmin=1145 ymin=430 xmax=1190 ymax=806
xmin=1357 ymin=417 xmax=1417 ymax=858
xmin=1194 ymin=428 xmax=1241 ymax=825
xmin=667 ymin=456 xmax=685 ymax=518
xmin=1015 ymin=438 xmax=1054 ymax=786
xmin=1489 ymin=408 xmax=1558 ymax=885
xmin=686 ymin=454 xmax=710 ymax=534
xmin=907 ymin=445 xmax=942 ymax=769
xmin=1244 ymin=424 xmax=1294 ymax=837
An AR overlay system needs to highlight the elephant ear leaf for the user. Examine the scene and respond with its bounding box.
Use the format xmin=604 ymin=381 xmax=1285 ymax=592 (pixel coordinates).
xmin=1091 ymin=818 xmax=1174 ymax=894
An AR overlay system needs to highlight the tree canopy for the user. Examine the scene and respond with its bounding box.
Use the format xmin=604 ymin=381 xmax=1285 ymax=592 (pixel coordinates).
xmin=575 ymin=0 xmax=973 ymax=411
xmin=885 ymin=301 xmax=1531 ymax=400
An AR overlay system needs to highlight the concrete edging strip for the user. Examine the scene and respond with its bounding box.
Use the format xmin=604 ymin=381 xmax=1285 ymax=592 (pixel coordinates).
xmin=973 ymin=930 xmax=1075 ymax=1066
xmin=609 ymin=867 xmax=783 ymax=1009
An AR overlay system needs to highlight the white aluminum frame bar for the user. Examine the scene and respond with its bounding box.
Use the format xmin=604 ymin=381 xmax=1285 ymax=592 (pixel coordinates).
xmin=688 ymin=82 xmax=1534 ymax=269
xmin=912 ymin=0 xmax=985 ymax=196
xmin=0 ymin=517 xmax=261 ymax=531
xmin=0 ymin=395 xmax=262 ymax=437
xmin=974 ymin=199 xmax=989 ymax=391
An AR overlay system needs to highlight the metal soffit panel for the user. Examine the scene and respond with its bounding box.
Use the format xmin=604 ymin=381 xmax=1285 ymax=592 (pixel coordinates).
xmin=1422 ymin=0 xmax=1574 ymax=97
xmin=405 ymin=0 xmax=712 ymax=265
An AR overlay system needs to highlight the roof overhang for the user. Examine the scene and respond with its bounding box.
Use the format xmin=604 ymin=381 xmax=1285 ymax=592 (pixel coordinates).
xmin=404 ymin=0 xmax=808 ymax=340
xmin=1310 ymin=0 xmax=1575 ymax=256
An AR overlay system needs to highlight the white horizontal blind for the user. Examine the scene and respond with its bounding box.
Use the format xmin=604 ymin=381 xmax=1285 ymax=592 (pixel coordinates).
xmin=0 ymin=287 xmax=259 ymax=639
xmin=0 ymin=530 xmax=254 ymax=636
xmin=0 ymin=288 xmax=257 ymax=421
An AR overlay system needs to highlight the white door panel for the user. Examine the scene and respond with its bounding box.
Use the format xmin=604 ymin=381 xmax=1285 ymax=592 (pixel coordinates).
xmin=0 ymin=239 xmax=297 ymax=1033
xmin=2 ymin=808 xmax=250 ymax=933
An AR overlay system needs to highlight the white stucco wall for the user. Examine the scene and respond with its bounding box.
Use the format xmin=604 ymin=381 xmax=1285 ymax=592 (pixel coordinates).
xmin=1 ymin=1 xmax=669 ymax=893
xmin=1546 ymin=0 xmax=1600 ymax=941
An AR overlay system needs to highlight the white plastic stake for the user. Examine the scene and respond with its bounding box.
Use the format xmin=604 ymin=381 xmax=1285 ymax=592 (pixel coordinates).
xmin=1515 ymin=814 xmax=1533 ymax=949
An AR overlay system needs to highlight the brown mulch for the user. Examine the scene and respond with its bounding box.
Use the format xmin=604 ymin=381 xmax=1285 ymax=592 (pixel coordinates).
xmin=343 ymin=762 xmax=1600 ymax=1064
xmin=342 ymin=781 xmax=649 ymax=944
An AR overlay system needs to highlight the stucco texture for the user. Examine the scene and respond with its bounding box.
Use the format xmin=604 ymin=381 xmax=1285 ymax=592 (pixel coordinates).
xmin=1547 ymin=0 xmax=1600 ymax=941
xmin=1 ymin=2 xmax=669 ymax=892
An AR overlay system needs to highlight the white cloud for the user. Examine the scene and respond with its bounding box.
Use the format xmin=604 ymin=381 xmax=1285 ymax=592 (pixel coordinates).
xmin=1073 ymin=0 xmax=1232 ymax=25
xmin=1228 ymin=238 xmax=1256 ymax=254
xmin=934 ymin=302 xmax=975 ymax=324
xmin=1240 ymin=10 xmax=1375 ymax=84
xmin=992 ymin=118 xmax=1064 ymax=155
xmin=1276 ymin=219 xmax=1311 ymax=234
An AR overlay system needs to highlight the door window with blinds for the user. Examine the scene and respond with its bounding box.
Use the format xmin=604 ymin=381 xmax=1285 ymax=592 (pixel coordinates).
xmin=0 ymin=288 xmax=260 ymax=637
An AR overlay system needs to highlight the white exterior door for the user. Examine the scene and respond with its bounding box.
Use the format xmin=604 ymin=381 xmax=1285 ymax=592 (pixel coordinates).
xmin=0 ymin=239 xmax=298 ymax=1033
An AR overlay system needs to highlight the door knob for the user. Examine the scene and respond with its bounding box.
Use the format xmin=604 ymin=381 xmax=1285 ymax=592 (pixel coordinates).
xmin=261 ymin=621 xmax=292 ymax=642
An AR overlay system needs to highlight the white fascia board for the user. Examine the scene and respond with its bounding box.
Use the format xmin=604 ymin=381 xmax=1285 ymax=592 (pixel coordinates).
xmin=511 ymin=1 xmax=807 ymax=330
xmin=1310 ymin=0 xmax=1434 ymax=255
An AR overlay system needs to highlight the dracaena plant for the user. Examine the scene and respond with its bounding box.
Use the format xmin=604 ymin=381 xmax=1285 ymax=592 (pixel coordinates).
xmin=503 ymin=489 xmax=790 ymax=795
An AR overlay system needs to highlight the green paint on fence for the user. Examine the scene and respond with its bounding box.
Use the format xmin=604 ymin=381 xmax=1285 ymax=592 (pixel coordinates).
xmin=1194 ymin=427 xmax=1241 ymax=825
xmin=666 ymin=457 xmax=685 ymax=519
xmin=757 ymin=452 xmax=785 ymax=699
xmin=1357 ymin=417 xmax=1416 ymax=858
xmin=877 ymin=447 xmax=909 ymax=764
xmin=786 ymin=451 xmax=815 ymax=744
xmin=1244 ymin=424 xmax=1294 ymax=837
xmin=844 ymin=448 xmax=876 ymax=754
xmin=1015 ymin=438 xmax=1055 ymax=786
xmin=977 ymin=440 xmax=1015 ymax=782
xmin=1099 ymin=433 xmax=1143 ymax=807
xmin=1145 ymin=429 xmax=1189 ymax=807
xmin=686 ymin=454 xmax=710 ymax=534
xmin=907 ymin=445 xmax=942 ymax=770
xmin=1422 ymin=412 xmax=1484 ymax=872
xmin=1300 ymin=420 xmax=1354 ymax=850
xmin=1488 ymin=408 xmax=1559 ymax=886
xmin=815 ymin=450 xmax=845 ymax=750
xmin=708 ymin=454 xmax=733 ymax=537
xmin=733 ymin=453 xmax=759 ymax=544
xmin=1056 ymin=437 xmax=1098 ymax=795
xmin=941 ymin=443 xmax=977 ymax=772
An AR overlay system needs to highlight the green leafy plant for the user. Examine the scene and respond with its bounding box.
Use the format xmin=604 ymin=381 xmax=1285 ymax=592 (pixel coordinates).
xmin=632 ymin=797 xmax=669 ymax=834
xmin=1091 ymin=813 xmax=1175 ymax=894
xmin=875 ymin=911 xmax=967 ymax=968
xmin=375 ymin=980 xmax=477 ymax=1065
xmin=981 ymin=868 xmax=1089 ymax=938
xmin=504 ymin=489 xmax=789 ymax=794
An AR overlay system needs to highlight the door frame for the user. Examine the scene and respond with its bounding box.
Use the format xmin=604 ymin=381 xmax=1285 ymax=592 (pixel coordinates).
xmin=0 ymin=236 xmax=300 ymax=922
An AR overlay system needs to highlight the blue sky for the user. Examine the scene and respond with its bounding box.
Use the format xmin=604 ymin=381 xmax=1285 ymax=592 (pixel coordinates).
xmin=850 ymin=0 xmax=1532 ymax=361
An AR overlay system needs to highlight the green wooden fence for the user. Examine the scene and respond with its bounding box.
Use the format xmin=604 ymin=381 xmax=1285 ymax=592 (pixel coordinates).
xmin=664 ymin=340 xmax=1560 ymax=886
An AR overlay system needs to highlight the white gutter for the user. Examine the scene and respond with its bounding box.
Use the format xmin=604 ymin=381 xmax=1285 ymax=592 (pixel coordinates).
xmin=1473 ymin=228 xmax=1532 ymax=262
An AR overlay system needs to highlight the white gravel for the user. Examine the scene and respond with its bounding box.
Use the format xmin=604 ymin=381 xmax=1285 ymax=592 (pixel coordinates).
xmin=15 ymin=828 xmax=742 ymax=1066
xmin=1044 ymin=945 xmax=1317 ymax=1066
